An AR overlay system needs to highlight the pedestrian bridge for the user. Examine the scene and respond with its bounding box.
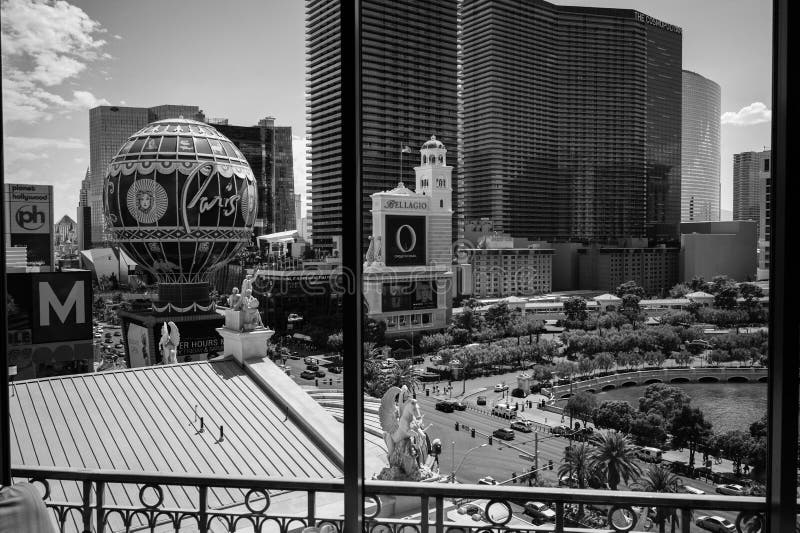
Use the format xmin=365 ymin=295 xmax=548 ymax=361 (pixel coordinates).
xmin=549 ymin=367 xmax=768 ymax=399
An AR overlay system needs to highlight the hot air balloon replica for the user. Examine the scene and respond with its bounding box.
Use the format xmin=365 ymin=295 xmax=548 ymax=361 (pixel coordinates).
xmin=105 ymin=118 xmax=258 ymax=366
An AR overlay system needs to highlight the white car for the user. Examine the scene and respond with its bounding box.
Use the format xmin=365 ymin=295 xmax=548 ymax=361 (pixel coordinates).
xmin=524 ymin=501 xmax=556 ymax=521
xmin=695 ymin=515 xmax=735 ymax=532
xmin=477 ymin=476 xmax=498 ymax=485
xmin=493 ymin=384 xmax=508 ymax=392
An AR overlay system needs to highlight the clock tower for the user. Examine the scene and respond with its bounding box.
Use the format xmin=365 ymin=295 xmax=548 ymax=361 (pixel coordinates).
xmin=415 ymin=135 xmax=453 ymax=213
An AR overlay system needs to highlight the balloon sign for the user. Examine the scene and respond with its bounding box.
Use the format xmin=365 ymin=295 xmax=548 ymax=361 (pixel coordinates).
xmin=104 ymin=118 xmax=257 ymax=283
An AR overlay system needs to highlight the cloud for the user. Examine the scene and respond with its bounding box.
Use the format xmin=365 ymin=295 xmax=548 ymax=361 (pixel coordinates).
xmin=1 ymin=0 xmax=110 ymax=122
xmin=5 ymin=135 xmax=86 ymax=150
xmin=721 ymin=102 xmax=772 ymax=126
xmin=113 ymin=34 xmax=122 ymax=40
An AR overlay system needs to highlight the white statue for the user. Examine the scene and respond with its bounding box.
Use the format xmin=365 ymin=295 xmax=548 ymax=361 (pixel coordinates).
xmin=227 ymin=287 xmax=243 ymax=310
xmin=241 ymin=274 xmax=253 ymax=298
xmin=158 ymin=321 xmax=180 ymax=364
xmin=242 ymin=289 xmax=263 ymax=330
xmin=377 ymin=385 xmax=433 ymax=481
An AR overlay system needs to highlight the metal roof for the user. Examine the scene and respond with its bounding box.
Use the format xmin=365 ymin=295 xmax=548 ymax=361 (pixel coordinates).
xmin=9 ymin=360 xmax=342 ymax=531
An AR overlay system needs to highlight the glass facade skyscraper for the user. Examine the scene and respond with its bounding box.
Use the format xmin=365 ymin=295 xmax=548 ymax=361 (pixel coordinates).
xmin=681 ymin=70 xmax=721 ymax=222
xmin=461 ymin=0 xmax=682 ymax=244
xmin=306 ymin=0 xmax=459 ymax=252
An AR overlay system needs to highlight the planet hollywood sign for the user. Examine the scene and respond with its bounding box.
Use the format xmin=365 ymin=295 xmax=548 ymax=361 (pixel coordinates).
xmin=383 ymin=199 xmax=428 ymax=210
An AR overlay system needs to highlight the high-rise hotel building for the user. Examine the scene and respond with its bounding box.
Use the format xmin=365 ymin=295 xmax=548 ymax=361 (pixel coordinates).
xmin=682 ymin=70 xmax=721 ymax=222
xmin=305 ymin=0 xmax=459 ymax=253
xmin=461 ymin=0 xmax=682 ymax=244
xmin=733 ymin=149 xmax=771 ymax=271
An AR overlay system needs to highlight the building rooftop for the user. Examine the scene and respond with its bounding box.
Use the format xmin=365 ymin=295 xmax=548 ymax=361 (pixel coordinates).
xmin=9 ymin=359 xmax=346 ymax=529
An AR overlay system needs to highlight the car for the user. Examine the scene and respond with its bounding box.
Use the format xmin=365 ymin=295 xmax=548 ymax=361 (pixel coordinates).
xmin=115 ymin=344 xmax=123 ymax=349
xmin=315 ymin=370 xmax=326 ymax=378
xmin=492 ymin=428 xmax=515 ymax=440
xmin=477 ymin=476 xmax=498 ymax=485
xmin=104 ymin=339 xmax=113 ymax=344
xmin=304 ymin=357 xmax=317 ymax=365
xmin=493 ymin=384 xmax=508 ymax=392
xmin=523 ymin=501 xmax=556 ymax=521
xmin=435 ymin=401 xmax=455 ymax=413
xmin=511 ymin=420 xmax=534 ymax=433
xmin=94 ymin=334 xmax=102 ymax=338
xmin=550 ymin=425 xmax=570 ymax=436
xmin=715 ymin=483 xmax=746 ymax=496
xmin=300 ymin=370 xmax=316 ymax=379
xmin=695 ymin=515 xmax=736 ymax=532
xmin=306 ymin=364 xmax=319 ymax=371
xmin=452 ymin=401 xmax=467 ymax=411
xmin=682 ymin=485 xmax=706 ymax=495
xmin=114 ymin=331 xmax=121 ymax=336
xmin=430 ymin=355 xmax=442 ymax=364
xmin=476 ymin=396 xmax=487 ymax=406
xmin=105 ymin=333 xmax=112 ymax=338
xmin=411 ymin=356 xmax=425 ymax=364
xmin=329 ymin=366 xmax=342 ymax=374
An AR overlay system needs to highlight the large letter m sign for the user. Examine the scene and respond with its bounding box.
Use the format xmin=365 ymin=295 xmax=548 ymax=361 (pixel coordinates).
xmin=39 ymin=281 xmax=85 ymax=326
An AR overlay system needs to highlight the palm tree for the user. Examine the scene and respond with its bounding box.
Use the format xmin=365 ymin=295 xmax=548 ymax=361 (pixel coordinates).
xmin=559 ymin=443 xmax=592 ymax=489
xmin=589 ymin=430 xmax=642 ymax=490
xmin=384 ymin=361 xmax=421 ymax=392
xmin=633 ymin=465 xmax=683 ymax=533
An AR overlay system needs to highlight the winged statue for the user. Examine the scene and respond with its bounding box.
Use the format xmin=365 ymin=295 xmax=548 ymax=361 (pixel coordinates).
xmin=376 ymin=385 xmax=434 ymax=481
xmin=158 ymin=321 xmax=180 ymax=364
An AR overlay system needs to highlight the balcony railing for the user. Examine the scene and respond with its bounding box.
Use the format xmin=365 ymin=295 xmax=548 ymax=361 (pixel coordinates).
xmin=12 ymin=465 xmax=770 ymax=533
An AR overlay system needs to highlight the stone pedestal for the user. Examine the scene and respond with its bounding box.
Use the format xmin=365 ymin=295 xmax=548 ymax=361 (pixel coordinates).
xmin=216 ymin=326 xmax=275 ymax=365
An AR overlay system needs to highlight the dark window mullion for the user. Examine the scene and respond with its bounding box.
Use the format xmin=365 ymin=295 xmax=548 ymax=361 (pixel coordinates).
xmin=342 ymin=0 xmax=365 ymax=530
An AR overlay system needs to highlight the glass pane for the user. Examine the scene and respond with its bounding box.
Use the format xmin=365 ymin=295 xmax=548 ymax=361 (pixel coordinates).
xmin=1 ymin=1 xmax=344 ymax=531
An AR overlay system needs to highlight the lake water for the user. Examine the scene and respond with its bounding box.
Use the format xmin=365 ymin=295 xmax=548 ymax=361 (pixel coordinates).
xmin=592 ymin=382 xmax=767 ymax=434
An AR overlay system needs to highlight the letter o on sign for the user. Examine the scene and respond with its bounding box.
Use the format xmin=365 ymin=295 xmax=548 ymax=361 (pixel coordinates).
xmin=396 ymin=224 xmax=417 ymax=253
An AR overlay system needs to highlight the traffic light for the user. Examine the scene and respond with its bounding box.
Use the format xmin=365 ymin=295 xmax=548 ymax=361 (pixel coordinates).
xmin=488 ymin=436 xmax=493 ymax=445
xmin=548 ymin=459 xmax=554 ymax=470
xmin=471 ymin=428 xmax=475 ymax=438
xmin=512 ymin=472 xmax=517 ymax=483
xmin=455 ymin=421 xmax=460 ymax=431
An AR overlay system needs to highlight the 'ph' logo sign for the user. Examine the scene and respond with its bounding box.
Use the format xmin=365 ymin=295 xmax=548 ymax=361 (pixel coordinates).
xmin=16 ymin=205 xmax=46 ymax=230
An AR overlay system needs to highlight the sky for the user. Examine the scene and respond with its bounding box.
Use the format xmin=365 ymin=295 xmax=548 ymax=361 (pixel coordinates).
xmin=2 ymin=0 xmax=772 ymax=222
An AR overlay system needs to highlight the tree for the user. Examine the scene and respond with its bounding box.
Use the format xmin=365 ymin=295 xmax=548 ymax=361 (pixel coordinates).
xmin=638 ymin=383 xmax=690 ymax=423
xmin=738 ymin=282 xmax=763 ymax=304
xmin=566 ymin=391 xmax=598 ymax=425
xmin=672 ymin=349 xmax=692 ymax=367
xmin=633 ymin=465 xmax=683 ymax=533
xmin=687 ymin=276 xmax=708 ymax=292
xmin=711 ymin=430 xmax=752 ymax=475
xmin=668 ymin=283 xmax=691 ymax=299
xmin=615 ymin=280 xmax=646 ymax=299
xmin=629 ymin=412 xmax=668 ymax=448
xmin=563 ymin=296 xmax=588 ymax=322
xmin=593 ymin=401 xmax=636 ymax=432
xmin=643 ymin=350 xmax=666 ymax=369
xmin=327 ymin=331 xmax=344 ymax=354
xmin=383 ymin=360 xmax=421 ymax=392
xmin=669 ymin=406 xmax=713 ymax=467
xmin=713 ymin=286 xmax=739 ymax=310
xmin=577 ymin=356 xmax=595 ymax=378
xmin=708 ymin=275 xmax=737 ymax=295
xmin=559 ymin=443 xmax=593 ymax=489
xmin=485 ymin=302 xmax=512 ymax=331
xmin=451 ymin=300 xmax=483 ymax=333
xmin=594 ymin=352 xmax=616 ymax=374
xmin=589 ymin=430 xmax=642 ymax=490
xmin=620 ymin=294 xmax=642 ymax=327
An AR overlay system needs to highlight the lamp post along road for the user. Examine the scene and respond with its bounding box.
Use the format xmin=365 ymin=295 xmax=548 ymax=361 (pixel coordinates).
xmin=451 ymin=443 xmax=488 ymax=483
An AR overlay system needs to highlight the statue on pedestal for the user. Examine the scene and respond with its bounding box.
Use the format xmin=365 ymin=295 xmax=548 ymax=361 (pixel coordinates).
xmin=242 ymin=288 xmax=264 ymax=330
xmin=227 ymin=287 xmax=243 ymax=310
xmin=158 ymin=321 xmax=180 ymax=364
xmin=241 ymin=274 xmax=253 ymax=299
xmin=377 ymin=385 xmax=435 ymax=481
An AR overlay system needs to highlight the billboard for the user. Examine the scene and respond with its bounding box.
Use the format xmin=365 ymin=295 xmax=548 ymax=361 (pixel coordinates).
xmin=127 ymin=323 xmax=151 ymax=368
xmin=4 ymin=184 xmax=54 ymax=268
xmin=384 ymin=215 xmax=426 ymax=266
xmin=175 ymin=321 xmax=224 ymax=358
xmin=6 ymin=271 xmax=93 ymax=378
xmin=382 ymin=281 xmax=436 ymax=312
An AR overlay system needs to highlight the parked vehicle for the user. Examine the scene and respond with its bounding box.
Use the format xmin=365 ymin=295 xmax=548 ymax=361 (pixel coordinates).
xmin=411 ymin=356 xmax=425 ymax=364
xmin=300 ymin=370 xmax=316 ymax=379
xmin=306 ymin=364 xmax=319 ymax=371
xmin=715 ymin=483 xmax=746 ymax=496
xmin=493 ymin=384 xmax=509 ymax=392
xmin=452 ymin=401 xmax=467 ymax=411
xmin=114 ymin=331 xmax=121 ymax=336
xmin=478 ymin=476 xmax=498 ymax=485
xmin=635 ymin=446 xmax=663 ymax=463
xmin=329 ymin=366 xmax=342 ymax=374
xmin=550 ymin=425 xmax=570 ymax=436
xmin=315 ymin=370 xmax=326 ymax=378
xmin=492 ymin=428 xmax=515 ymax=441
xmin=511 ymin=420 xmax=534 ymax=433
xmin=476 ymin=396 xmax=487 ymax=406
xmin=524 ymin=501 xmax=556 ymax=521
xmin=695 ymin=515 xmax=736 ymax=532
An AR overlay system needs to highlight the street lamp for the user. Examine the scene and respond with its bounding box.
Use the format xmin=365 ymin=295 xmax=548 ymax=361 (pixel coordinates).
xmin=451 ymin=443 xmax=488 ymax=483
xmin=395 ymin=337 xmax=414 ymax=363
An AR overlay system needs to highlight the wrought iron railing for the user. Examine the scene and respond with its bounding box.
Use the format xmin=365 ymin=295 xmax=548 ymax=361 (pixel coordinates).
xmin=12 ymin=465 xmax=770 ymax=533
